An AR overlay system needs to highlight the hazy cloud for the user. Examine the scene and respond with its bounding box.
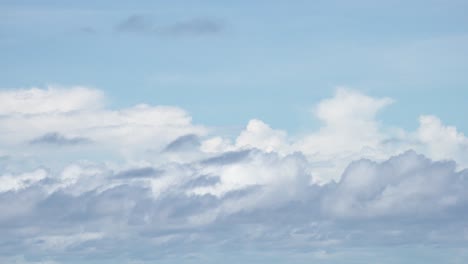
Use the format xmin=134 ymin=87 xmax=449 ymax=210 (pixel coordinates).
xmin=115 ymin=15 xmax=152 ymax=33
xmin=78 ymin=26 xmax=97 ymax=34
xmin=115 ymin=15 xmax=224 ymax=36
xmin=161 ymin=18 xmax=224 ymax=36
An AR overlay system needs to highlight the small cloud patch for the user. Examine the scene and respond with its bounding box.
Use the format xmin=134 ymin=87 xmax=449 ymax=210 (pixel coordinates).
xmin=115 ymin=15 xmax=225 ymax=37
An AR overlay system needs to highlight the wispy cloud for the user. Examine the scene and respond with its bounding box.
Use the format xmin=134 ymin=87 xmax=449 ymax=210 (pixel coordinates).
xmin=161 ymin=18 xmax=224 ymax=36
xmin=78 ymin=26 xmax=97 ymax=34
xmin=115 ymin=14 xmax=152 ymax=33
xmin=115 ymin=14 xmax=225 ymax=36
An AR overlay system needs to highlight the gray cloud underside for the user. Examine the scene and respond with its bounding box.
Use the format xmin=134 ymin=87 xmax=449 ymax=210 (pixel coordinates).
xmin=2 ymin=87 xmax=468 ymax=263
xmin=164 ymin=134 xmax=200 ymax=152
xmin=29 ymin=132 xmax=91 ymax=146
xmin=201 ymin=149 xmax=251 ymax=165
xmin=113 ymin=167 xmax=162 ymax=179
xmin=1 ymin=150 xmax=467 ymax=263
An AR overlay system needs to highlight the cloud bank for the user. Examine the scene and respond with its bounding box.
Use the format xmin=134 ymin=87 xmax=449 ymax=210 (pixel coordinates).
xmin=0 ymin=86 xmax=467 ymax=263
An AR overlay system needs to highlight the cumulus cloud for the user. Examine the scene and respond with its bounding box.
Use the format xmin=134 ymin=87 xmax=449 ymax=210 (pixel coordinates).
xmin=417 ymin=115 xmax=468 ymax=166
xmin=236 ymin=119 xmax=289 ymax=153
xmin=1 ymin=85 xmax=468 ymax=262
xmin=322 ymin=150 xmax=468 ymax=218
xmin=0 ymin=86 xmax=206 ymax=162
xmin=1 ymin=149 xmax=466 ymax=262
xmin=297 ymin=88 xmax=393 ymax=156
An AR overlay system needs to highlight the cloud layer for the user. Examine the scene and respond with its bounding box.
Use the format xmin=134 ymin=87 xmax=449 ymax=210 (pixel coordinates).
xmin=0 ymin=86 xmax=467 ymax=263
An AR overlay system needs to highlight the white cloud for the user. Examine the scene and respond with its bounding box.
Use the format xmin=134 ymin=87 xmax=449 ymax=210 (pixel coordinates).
xmin=417 ymin=115 xmax=468 ymax=166
xmin=191 ymin=150 xmax=310 ymax=212
xmin=291 ymin=88 xmax=394 ymax=181
xmin=200 ymin=136 xmax=234 ymax=153
xmin=1 ymin=149 xmax=465 ymax=261
xmin=298 ymin=88 xmax=392 ymax=155
xmin=0 ymin=86 xmax=104 ymax=115
xmin=236 ymin=119 xmax=289 ymax=153
xmin=1 ymin=86 xmax=468 ymax=262
xmin=0 ymin=86 xmax=206 ymax=162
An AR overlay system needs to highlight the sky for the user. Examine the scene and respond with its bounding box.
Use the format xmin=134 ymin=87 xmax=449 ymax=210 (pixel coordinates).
xmin=1 ymin=1 xmax=468 ymax=263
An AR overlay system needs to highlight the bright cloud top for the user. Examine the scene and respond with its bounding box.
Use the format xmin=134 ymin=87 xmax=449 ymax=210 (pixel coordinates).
xmin=0 ymin=86 xmax=467 ymax=263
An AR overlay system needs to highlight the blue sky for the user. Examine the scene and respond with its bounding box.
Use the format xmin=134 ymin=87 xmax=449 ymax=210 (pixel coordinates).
xmin=1 ymin=1 xmax=468 ymax=263
xmin=2 ymin=0 xmax=468 ymax=132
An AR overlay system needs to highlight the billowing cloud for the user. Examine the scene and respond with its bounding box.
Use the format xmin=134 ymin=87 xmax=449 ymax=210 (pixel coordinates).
xmin=322 ymin=150 xmax=468 ymax=218
xmin=417 ymin=115 xmax=468 ymax=166
xmin=0 ymin=86 xmax=206 ymax=162
xmin=301 ymin=88 xmax=393 ymax=155
xmin=1 ymin=86 xmax=467 ymax=263
xmin=236 ymin=119 xmax=289 ymax=153
xmin=1 ymin=149 xmax=466 ymax=262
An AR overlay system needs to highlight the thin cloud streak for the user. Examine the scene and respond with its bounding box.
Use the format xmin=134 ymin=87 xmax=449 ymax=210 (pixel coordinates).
xmin=115 ymin=14 xmax=225 ymax=36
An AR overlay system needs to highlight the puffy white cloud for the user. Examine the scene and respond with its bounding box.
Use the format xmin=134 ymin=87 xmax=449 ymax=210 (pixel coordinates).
xmin=298 ymin=88 xmax=393 ymax=156
xmin=287 ymin=88 xmax=396 ymax=182
xmin=0 ymin=86 xmax=206 ymax=163
xmin=1 ymin=86 xmax=468 ymax=262
xmin=417 ymin=115 xmax=468 ymax=166
xmin=236 ymin=119 xmax=289 ymax=153
xmin=236 ymin=119 xmax=286 ymax=152
xmin=189 ymin=150 xmax=311 ymax=220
